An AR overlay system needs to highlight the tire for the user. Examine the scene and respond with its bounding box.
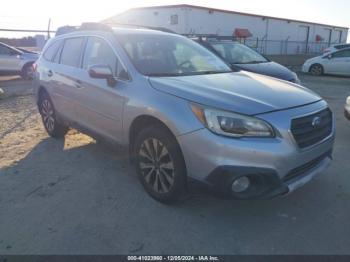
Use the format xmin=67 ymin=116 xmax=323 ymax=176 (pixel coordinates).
xmin=38 ymin=91 xmax=68 ymax=138
xmin=309 ymin=64 xmax=323 ymax=76
xmin=134 ymin=125 xmax=187 ymax=204
xmin=21 ymin=63 xmax=34 ymax=80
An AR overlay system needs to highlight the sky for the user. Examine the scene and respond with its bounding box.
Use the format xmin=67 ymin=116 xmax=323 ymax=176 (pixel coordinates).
xmin=1 ymin=0 xmax=349 ymax=41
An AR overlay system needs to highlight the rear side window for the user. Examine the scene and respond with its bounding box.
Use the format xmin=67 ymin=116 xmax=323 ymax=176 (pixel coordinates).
xmin=43 ymin=40 xmax=62 ymax=62
xmin=60 ymin=37 xmax=85 ymax=67
xmin=0 ymin=45 xmax=13 ymax=55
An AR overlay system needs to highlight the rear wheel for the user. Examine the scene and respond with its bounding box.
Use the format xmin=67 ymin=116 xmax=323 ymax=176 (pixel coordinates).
xmin=309 ymin=64 xmax=323 ymax=76
xmin=38 ymin=92 xmax=68 ymax=138
xmin=134 ymin=125 xmax=187 ymax=204
xmin=21 ymin=63 xmax=34 ymax=80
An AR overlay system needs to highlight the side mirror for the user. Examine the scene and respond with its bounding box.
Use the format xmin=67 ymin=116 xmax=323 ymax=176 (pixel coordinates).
xmin=88 ymin=65 xmax=116 ymax=87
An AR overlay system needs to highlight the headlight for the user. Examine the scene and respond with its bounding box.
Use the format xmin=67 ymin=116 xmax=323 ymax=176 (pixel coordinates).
xmin=346 ymin=96 xmax=350 ymax=106
xmin=294 ymin=77 xmax=301 ymax=85
xmin=190 ymin=104 xmax=275 ymax=138
xmin=291 ymin=72 xmax=301 ymax=85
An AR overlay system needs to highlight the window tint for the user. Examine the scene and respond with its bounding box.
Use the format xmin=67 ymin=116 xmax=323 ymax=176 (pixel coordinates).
xmin=333 ymin=50 xmax=350 ymax=58
xmin=335 ymin=44 xmax=350 ymax=50
xmin=43 ymin=40 xmax=62 ymax=62
xmin=60 ymin=37 xmax=85 ymax=67
xmin=53 ymin=44 xmax=63 ymax=64
xmin=211 ymin=42 xmax=268 ymax=64
xmin=83 ymin=37 xmax=128 ymax=80
xmin=0 ymin=45 xmax=13 ymax=55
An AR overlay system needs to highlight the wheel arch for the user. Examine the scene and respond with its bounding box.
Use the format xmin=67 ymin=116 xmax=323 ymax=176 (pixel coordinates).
xmin=309 ymin=63 xmax=324 ymax=74
xmin=37 ymin=86 xmax=49 ymax=105
xmin=128 ymin=115 xmax=178 ymax=155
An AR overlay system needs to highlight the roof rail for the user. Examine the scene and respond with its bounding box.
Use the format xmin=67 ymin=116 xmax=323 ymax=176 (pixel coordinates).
xmin=106 ymin=22 xmax=177 ymax=34
xmin=55 ymin=22 xmax=112 ymax=36
xmin=184 ymin=34 xmax=236 ymax=41
xmin=79 ymin=22 xmax=113 ymax=32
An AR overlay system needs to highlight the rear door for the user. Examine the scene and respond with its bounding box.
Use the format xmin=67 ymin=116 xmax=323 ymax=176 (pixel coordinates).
xmin=50 ymin=37 xmax=86 ymax=121
xmin=73 ymin=36 xmax=129 ymax=143
xmin=325 ymin=49 xmax=350 ymax=75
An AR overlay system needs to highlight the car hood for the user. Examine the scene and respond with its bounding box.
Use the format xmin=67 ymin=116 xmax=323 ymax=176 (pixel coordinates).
xmin=234 ymin=61 xmax=296 ymax=81
xmin=149 ymin=71 xmax=322 ymax=115
xmin=305 ymin=56 xmax=323 ymax=64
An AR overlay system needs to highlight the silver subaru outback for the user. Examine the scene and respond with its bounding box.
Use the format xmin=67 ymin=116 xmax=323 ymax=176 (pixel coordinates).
xmin=33 ymin=24 xmax=335 ymax=203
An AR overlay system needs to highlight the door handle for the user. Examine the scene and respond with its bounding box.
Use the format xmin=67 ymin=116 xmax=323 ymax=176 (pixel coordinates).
xmin=74 ymin=80 xmax=83 ymax=89
xmin=47 ymin=70 xmax=53 ymax=77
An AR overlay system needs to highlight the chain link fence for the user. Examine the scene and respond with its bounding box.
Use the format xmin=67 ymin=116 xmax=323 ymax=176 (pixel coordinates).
xmin=244 ymin=38 xmax=335 ymax=55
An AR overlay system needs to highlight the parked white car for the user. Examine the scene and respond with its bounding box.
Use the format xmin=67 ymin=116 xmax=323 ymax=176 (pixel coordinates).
xmin=0 ymin=42 xmax=39 ymax=79
xmin=302 ymin=48 xmax=350 ymax=76
xmin=345 ymin=97 xmax=350 ymax=120
xmin=323 ymin=43 xmax=350 ymax=54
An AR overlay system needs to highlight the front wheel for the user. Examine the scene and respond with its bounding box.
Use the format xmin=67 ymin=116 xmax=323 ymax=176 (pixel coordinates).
xmin=309 ymin=64 xmax=323 ymax=76
xmin=38 ymin=92 xmax=68 ymax=138
xmin=134 ymin=125 xmax=187 ymax=204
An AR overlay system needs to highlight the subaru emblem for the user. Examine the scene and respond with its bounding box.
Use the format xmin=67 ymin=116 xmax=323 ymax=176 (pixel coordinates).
xmin=312 ymin=116 xmax=322 ymax=127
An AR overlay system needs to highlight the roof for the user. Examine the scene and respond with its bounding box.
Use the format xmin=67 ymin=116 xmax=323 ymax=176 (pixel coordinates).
xmin=124 ymin=4 xmax=348 ymax=30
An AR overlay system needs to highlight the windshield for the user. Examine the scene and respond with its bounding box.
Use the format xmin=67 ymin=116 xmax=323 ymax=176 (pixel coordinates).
xmin=117 ymin=33 xmax=232 ymax=76
xmin=211 ymin=42 xmax=268 ymax=64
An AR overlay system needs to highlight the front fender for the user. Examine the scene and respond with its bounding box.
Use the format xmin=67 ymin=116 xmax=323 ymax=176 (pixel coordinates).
xmin=122 ymin=82 xmax=204 ymax=145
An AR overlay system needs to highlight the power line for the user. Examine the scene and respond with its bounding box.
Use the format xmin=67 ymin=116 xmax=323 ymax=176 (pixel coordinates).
xmin=0 ymin=28 xmax=56 ymax=33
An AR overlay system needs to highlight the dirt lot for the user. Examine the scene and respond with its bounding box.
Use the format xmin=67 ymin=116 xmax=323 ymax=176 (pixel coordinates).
xmin=0 ymin=74 xmax=350 ymax=255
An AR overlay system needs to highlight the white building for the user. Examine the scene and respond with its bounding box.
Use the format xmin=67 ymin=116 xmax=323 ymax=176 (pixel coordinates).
xmin=103 ymin=4 xmax=349 ymax=55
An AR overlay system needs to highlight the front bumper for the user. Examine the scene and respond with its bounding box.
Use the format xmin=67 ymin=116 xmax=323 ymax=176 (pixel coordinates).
xmin=302 ymin=64 xmax=310 ymax=73
xmin=345 ymin=104 xmax=350 ymax=120
xmin=178 ymin=101 xmax=335 ymax=199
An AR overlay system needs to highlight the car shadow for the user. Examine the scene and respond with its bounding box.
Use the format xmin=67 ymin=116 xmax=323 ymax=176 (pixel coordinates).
xmin=0 ymin=134 xmax=346 ymax=254
xmin=1 ymin=134 xmax=335 ymax=213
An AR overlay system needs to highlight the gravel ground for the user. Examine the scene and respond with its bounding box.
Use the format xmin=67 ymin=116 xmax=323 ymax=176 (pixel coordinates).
xmin=0 ymin=74 xmax=350 ymax=255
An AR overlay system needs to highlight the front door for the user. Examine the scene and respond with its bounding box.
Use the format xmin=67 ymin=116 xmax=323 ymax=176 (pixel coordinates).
xmin=73 ymin=36 xmax=129 ymax=143
xmin=325 ymin=49 xmax=350 ymax=75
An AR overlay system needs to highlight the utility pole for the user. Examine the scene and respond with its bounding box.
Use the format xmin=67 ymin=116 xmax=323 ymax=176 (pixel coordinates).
xmin=47 ymin=18 xmax=51 ymax=39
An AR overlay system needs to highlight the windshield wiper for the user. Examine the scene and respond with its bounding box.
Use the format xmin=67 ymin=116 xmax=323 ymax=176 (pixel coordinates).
xmin=234 ymin=61 xmax=268 ymax=64
xmin=148 ymin=70 xmax=232 ymax=77
xmin=193 ymin=70 xmax=232 ymax=75
xmin=147 ymin=73 xmax=183 ymax=77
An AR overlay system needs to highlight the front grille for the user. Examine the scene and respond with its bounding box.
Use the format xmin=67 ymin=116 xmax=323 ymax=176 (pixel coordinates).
xmin=291 ymin=108 xmax=333 ymax=148
xmin=283 ymin=151 xmax=331 ymax=182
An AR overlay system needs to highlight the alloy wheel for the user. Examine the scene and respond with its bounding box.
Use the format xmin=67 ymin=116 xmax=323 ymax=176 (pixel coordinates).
xmin=41 ymin=99 xmax=55 ymax=132
xmin=310 ymin=65 xmax=322 ymax=75
xmin=138 ymin=138 xmax=175 ymax=193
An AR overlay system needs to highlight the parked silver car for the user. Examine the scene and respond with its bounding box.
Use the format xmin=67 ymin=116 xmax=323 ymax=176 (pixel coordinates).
xmin=33 ymin=24 xmax=335 ymax=203
xmin=302 ymin=48 xmax=350 ymax=76
xmin=0 ymin=42 xmax=39 ymax=79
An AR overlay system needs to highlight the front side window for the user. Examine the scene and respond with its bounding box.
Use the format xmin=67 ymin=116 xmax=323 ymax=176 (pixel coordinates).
xmin=211 ymin=42 xmax=268 ymax=64
xmin=83 ymin=37 xmax=128 ymax=80
xmin=60 ymin=37 xmax=85 ymax=67
xmin=118 ymin=34 xmax=231 ymax=76
xmin=332 ymin=50 xmax=350 ymax=58
xmin=0 ymin=45 xmax=14 ymax=55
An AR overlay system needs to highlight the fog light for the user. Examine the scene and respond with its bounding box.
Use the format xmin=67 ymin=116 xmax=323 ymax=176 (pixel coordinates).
xmin=231 ymin=176 xmax=250 ymax=193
